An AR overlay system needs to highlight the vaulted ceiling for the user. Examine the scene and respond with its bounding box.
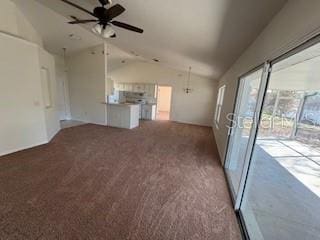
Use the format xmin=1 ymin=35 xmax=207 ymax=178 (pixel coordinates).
xmin=14 ymin=0 xmax=287 ymax=79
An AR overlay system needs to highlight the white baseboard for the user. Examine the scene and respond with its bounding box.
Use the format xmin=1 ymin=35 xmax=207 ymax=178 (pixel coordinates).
xmin=0 ymin=128 xmax=61 ymax=157
xmin=172 ymin=119 xmax=212 ymax=127
xmin=0 ymin=140 xmax=48 ymax=157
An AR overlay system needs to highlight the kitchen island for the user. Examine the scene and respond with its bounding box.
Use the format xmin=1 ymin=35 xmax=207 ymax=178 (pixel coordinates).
xmin=107 ymin=103 xmax=140 ymax=129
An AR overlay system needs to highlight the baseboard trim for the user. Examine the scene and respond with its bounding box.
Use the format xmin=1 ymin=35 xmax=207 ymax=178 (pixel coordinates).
xmin=0 ymin=140 xmax=49 ymax=157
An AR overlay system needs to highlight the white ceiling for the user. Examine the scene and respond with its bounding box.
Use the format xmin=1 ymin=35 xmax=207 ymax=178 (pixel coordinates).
xmin=13 ymin=0 xmax=142 ymax=71
xmin=13 ymin=0 xmax=103 ymax=56
xmin=106 ymin=44 xmax=145 ymax=72
xmin=14 ymin=0 xmax=287 ymax=79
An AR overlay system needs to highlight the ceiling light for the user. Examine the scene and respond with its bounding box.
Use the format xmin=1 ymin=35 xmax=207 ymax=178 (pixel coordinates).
xmin=92 ymin=24 xmax=116 ymax=39
xmin=102 ymin=25 xmax=116 ymax=38
xmin=92 ymin=24 xmax=103 ymax=35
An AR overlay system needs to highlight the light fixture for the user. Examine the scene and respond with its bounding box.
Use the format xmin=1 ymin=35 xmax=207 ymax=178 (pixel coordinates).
xmin=184 ymin=67 xmax=193 ymax=94
xmin=62 ymin=48 xmax=68 ymax=72
xmin=92 ymin=24 xmax=103 ymax=35
xmin=92 ymin=24 xmax=116 ymax=39
xmin=102 ymin=25 xmax=116 ymax=38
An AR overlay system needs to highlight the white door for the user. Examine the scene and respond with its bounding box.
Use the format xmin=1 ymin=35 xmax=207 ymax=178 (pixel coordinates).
xmin=56 ymin=70 xmax=70 ymax=120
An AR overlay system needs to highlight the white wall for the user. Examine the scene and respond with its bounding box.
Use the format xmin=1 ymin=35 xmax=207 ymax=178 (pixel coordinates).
xmin=0 ymin=33 xmax=47 ymax=156
xmin=0 ymin=0 xmax=60 ymax=156
xmin=0 ymin=0 xmax=42 ymax=46
xmin=67 ymin=45 xmax=107 ymax=125
xmin=110 ymin=61 xmax=217 ymax=126
xmin=213 ymin=0 xmax=320 ymax=162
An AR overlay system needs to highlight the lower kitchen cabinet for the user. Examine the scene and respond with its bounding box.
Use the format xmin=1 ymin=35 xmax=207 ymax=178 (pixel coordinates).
xmin=141 ymin=104 xmax=156 ymax=120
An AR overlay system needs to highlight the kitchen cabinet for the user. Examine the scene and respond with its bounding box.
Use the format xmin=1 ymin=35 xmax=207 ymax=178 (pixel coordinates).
xmin=107 ymin=103 xmax=140 ymax=129
xmin=114 ymin=82 xmax=125 ymax=91
xmin=106 ymin=78 xmax=114 ymax=95
xmin=133 ymin=83 xmax=145 ymax=93
xmin=141 ymin=104 xmax=156 ymax=120
xmin=114 ymin=82 xmax=156 ymax=96
xmin=120 ymin=83 xmax=126 ymax=91
xmin=145 ymin=84 xmax=157 ymax=97
xmin=124 ymin=83 xmax=133 ymax=92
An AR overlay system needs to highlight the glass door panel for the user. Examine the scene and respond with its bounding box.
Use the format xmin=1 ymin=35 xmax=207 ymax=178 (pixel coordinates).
xmin=225 ymin=68 xmax=264 ymax=199
xmin=240 ymin=41 xmax=320 ymax=240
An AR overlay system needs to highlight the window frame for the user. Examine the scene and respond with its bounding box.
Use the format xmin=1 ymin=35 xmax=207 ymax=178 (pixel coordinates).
xmin=214 ymin=85 xmax=226 ymax=128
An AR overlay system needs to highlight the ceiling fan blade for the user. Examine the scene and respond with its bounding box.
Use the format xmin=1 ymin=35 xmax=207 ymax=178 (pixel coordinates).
xmin=70 ymin=15 xmax=78 ymax=21
xmin=107 ymin=4 xmax=126 ymax=19
xmin=68 ymin=20 xmax=98 ymax=24
xmin=111 ymin=21 xmax=143 ymax=33
xmin=61 ymin=0 xmax=95 ymax=17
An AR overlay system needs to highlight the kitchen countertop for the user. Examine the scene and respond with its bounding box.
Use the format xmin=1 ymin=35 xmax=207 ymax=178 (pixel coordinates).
xmin=144 ymin=103 xmax=157 ymax=105
xmin=107 ymin=103 xmax=140 ymax=106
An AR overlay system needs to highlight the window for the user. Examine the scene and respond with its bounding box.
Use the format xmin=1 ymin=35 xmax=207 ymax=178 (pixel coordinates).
xmin=214 ymin=85 xmax=226 ymax=128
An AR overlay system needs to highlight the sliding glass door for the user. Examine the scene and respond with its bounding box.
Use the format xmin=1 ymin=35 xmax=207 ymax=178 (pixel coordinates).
xmin=225 ymin=66 xmax=268 ymax=202
xmin=236 ymin=41 xmax=320 ymax=239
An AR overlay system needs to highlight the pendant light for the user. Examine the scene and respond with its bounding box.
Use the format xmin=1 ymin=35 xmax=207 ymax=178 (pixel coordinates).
xmin=184 ymin=66 xmax=193 ymax=94
xmin=63 ymin=47 xmax=68 ymax=73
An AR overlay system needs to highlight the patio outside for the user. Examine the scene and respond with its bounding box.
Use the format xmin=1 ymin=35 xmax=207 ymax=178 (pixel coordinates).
xmin=241 ymin=89 xmax=320 ymax=240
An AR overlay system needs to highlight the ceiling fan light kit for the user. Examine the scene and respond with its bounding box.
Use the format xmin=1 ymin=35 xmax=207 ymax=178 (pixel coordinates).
xmin=102 ymin=25 xmax=116 ymax=38
xmin=61 ymin=0 xmax=143 ymax=39
xmin=91 ymin=23 xmax=115 ymax=38
xmin=92 ymin=23 xmax=103 ymax=35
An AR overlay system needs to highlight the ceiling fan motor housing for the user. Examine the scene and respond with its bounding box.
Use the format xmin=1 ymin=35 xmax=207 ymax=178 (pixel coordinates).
xmin=93 ymin=7 xmax=108 ymax=20
xmin=99 ymin=0 xmax=109 ymax=6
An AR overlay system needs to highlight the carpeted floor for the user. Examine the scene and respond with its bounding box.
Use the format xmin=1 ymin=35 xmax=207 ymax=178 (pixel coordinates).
xmin=0 ymin=121 xmax=241 ymax=240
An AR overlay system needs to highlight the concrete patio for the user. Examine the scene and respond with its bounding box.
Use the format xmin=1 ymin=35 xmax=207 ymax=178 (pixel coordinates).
xmin=241 ymin=139 xmax=320 ymax=240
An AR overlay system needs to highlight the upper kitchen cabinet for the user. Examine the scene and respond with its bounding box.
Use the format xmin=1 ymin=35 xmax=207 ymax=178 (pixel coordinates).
xmin=124 ymin=83 xmax=133 ymax=92
xmin=114 ymin=82 xmax=157 ymax=96
xmin=106 ymin=78 xmax=115 ymax=95
xmin=114 ymin=82 xmax=125 ymax=91
xmin=132 ymin=83 xmax=145 ymax=93
xmin=145 ymin=84 xmax=157 ymax=97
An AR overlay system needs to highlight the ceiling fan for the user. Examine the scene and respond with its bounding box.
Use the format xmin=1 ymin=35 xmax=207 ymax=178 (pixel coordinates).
xmin=61 ymin=0 xmax=144 ymax=38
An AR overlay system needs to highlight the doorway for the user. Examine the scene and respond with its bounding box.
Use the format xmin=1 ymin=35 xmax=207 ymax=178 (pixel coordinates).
xmin=56 ymin=63 xmax=70 ymax=121
xmin=156 ymin=86 xmax=172 ymax=120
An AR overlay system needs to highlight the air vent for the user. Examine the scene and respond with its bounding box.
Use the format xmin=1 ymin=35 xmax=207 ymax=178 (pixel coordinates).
xmin=69 ymin=33 xmax=81 ymax=41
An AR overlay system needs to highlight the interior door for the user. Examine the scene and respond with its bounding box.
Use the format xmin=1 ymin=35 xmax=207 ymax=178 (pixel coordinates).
xmin=225 ymin=64 xmax=269 ymax=204
xmin=58 ymin=78 xmax=67 ymax=120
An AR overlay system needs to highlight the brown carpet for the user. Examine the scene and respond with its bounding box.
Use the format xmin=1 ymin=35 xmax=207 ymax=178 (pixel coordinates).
xmin=0 ymin=121 xmax=241 ymax=240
